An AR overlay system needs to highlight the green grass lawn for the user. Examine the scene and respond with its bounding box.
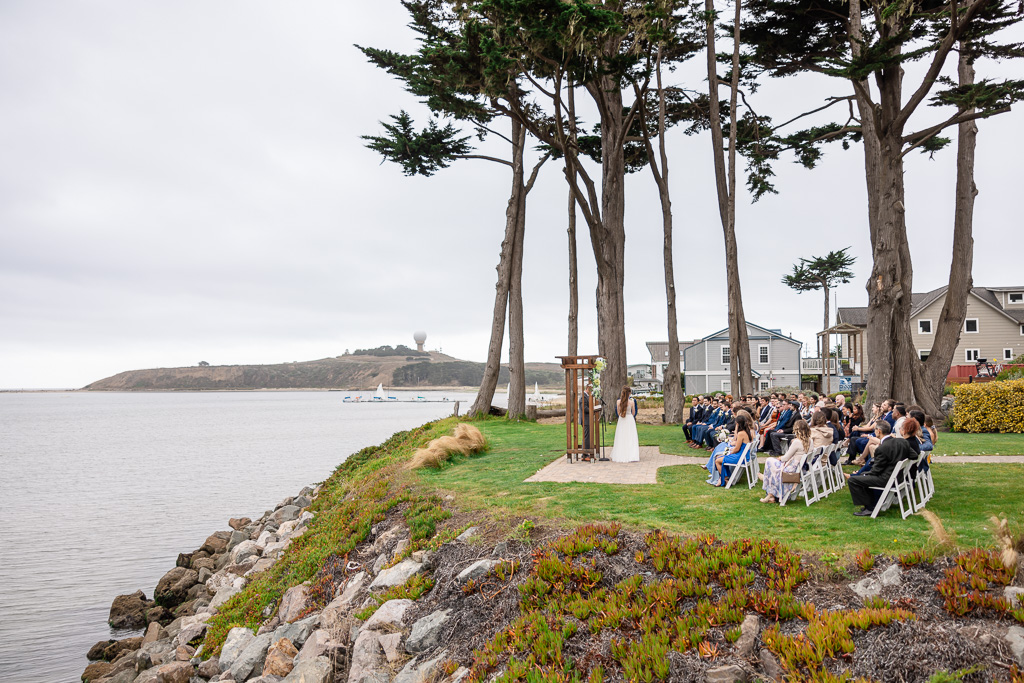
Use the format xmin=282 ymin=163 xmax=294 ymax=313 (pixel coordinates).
xmin=416 ymin=420 xmax=1024 ymax=556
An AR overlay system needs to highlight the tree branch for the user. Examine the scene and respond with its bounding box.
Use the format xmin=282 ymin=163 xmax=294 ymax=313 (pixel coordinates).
xmin=899 ymin=105 xmax=1010 ymax=158
xmin=773 ymin=96 xmax=857 ymax=131
xmin=455 ymin=154 xmax=515 ymax=167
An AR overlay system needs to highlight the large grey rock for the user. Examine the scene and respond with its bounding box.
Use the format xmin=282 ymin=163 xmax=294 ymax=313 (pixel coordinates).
xmin=105 ymin=669 xmax=139 ymax=683
xmin=849 ymin=577 xmax=882 ymax=600
xmin=393 ymin=651 xmax=447 ymax=683
xmin=371 ymin=554 xmax=388 ymax=575
xmin=455 ymin=527 xmax=479 ymax=543
xmin=369 ymin=559 xmax=424 ymax=590
xmin=218 ymin=627 xmax=256 ymax=672
xmin=262 ymin=637 xmax=298 ymax=677
xmin=263 ymin=539 xmax=292 ymax=558
xmin=197 ymin=658 xmax=220 ymax=679
xmin=347 ymin=630 xmax=385 ymax=683
xmin=293 ymin=495 xmax=312 ymax=509
xmin=879 ymin=563 xmax=903 ymax=586
xmin=155 ymin=568 xmax=200 ymax=608
xmin=760 ymin=650 xmax=784 ymax=682
xmin=1007 ymin=626 xmax=1024 ymax=665
xmin=135 ymin=641 xmax=174 ymax=672
xmin=142 ymin=622 xmax=167 ymax=645
xmin=227 ymin=530 xmax=249 ymax=552
xmin=277 ymin=584 xmax=309 ymax=623
xmin=294 ymin=630 xmax=331 ymax=663
xmin=735 ymin=615 xmax=760 ymax=657
xmin=706 ymin=665 xmax=749 ymax=682
xmin=378 ymin=633 xmax=403 ymax=663
xmin=153 ymin=660 xmax=192 ymax=683
xmin=282 ymin=656 xmax=332 ymax=683
xmin=208 ymin=584 xmax=242 ymax=612
xmin=1006 ymin=586 xmax=1024 ymax=607
xmin=230 ymin=540 xmax=261 ymax=565
xmin=246 ymin=557 xmax=277 ymax=577
xmin=364 ymin=599 xmax=413 ymax=631
xmin=456 ymin=559 xmax=495 ymax=584
xmin=270 ymin=505 xmax=301 ymax=525
xmin=392 ymin=539 xmax=410 ymax=560
xmin=406 ymin=609 xmax=451 ymax=654
xmin=336 ymin=572 xmax=367 ymax=606
xmin=271 ymin=614 xmax=319 ymax=648
xmin=110 ymin=591 xmax=151 ymax=630
xmin=229 ymin=632 xmax=272 ymax=681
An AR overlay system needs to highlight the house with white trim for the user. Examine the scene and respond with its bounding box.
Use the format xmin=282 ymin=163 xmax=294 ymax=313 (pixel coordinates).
xmin=646 ymin=340 xmax=701 ymax=381
xmin=682 ymin=322 xmax=802 ymax=395
xmin=837 ymin=285 xmax=1024 ymax=379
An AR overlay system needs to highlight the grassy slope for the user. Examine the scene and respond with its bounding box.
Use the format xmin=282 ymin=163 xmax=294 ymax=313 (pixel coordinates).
xmin=417 ymin=420 xmax=1024 ymax=555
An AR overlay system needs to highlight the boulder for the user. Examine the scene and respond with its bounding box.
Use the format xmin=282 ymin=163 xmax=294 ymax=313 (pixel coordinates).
xmin=175 ymin=553 xmax=194 ymax=569
xmin=142 ymin=622 xmax=167 ymax=645
xmin=277 ymin=584 xmax=310 ymax=623
xmin=393 ymin=651 xmax=447 ymax=683
xmin=364 ymin=599 xmax=413 ymax=631
xmin=371 ymin=554 xmax=388 ymax=575
xmin=735 ymin=615 xmax=760 ymax=657
xmin=706 ymin=665 xmax=749 ymax=683
xmin=186 ymin=583 xmax=210 ymax=601
xmin=335 ymin=572 xmax=367 ymax=607
xmin=174 ymin=620 xmax=208 ymax=649
xmin=406 ymin=609 xmax=451 ymax=654
xmin=200 ymin=533 xmax=230 ymax=556
xmin=255 ymin=530 xmax=278 ymax=550
xmin=263 ymin=539 xmax=292 ymax=558
xmin=270 ymin=505 xmax=301 ymax=526
xmin=455 ymin=527 xmax=479 ymax=543
xmin=760 ymin=650 xmax=784 ymax=682
xmin=218 ymin=627 xmax=256 ymax=672
xmin=262 ymin=637 xmax=298 ymax=677
xmin=1006 ymin=586 xmax=1024 ymax=607
xmin=191 ymin=556 xmax=217 ymax=572
xmin=209 ymin=584 xmax=242 ymax=612
xmin=293 ymin=495 xmax=312 ymax=509
xmin=282 ymin=656 xmax=332 ymax=683
xmin=88 ymin=640 xmax=115 ymax=661
xmin=229 ymin=517 xmax=252 ymax=531
xmin=227 ymin=530 xmax=249 ymax=552
xmin=277 ymin=520 xmax=299 ymax=538
xmin=135 ymin=641 xmax=174 ymax=671
xmin=246 ymin=557 xmax=277 ymax=577
xmin=271 ymin=614 xmax=319 ymax=648
xmin=155 ymin=568 xmax=200 ymax=608
xmin=197 ymin=657 xmax=220 ymax=679
xmin=104 ymin=669 xmax=139 ymax=683
xmin=456 ymin=559 xmax=495 ymax=584
xmin=229 ymin=540 xmax=261 ymax=565
xmin=295 ymin=629 xmax=332 ymax=663
xmin=109 ymin=590 xmax=151 ymax=630
xmin=848 ymin=577 xmax=881 ymax=600
xmin=82 ymin=661 xmax=114 ymax=682
xmin=1007 ymin=626 xmax=1024 ymax=666
xmin=378 ymin=633 xmax=403 ymax=663
xmin=392 ymin=539 xmax=410 ymax=561
xmin=369 ymin=560 xmax=424 ymax=590
xmin=347 ymin=631 xmax=385 ymax=683
xmin=145 ymin=605 xmax=173 ymax=625
xmin=229 ymin=632 xmax=273 ymax=681
xmin=297 ymin=511 xmax=314 ymax=526
xmin=879 ymin=563 xmax=903 ymax=587
xmin=174 ymin=644 xmax=194 ymax=661
xmin=154 ymin=660 xmax=192 ymax=683
xmin=224 ymin=558 xmax=259 ymax=577
xmin=133 ymin=668 xmax=161 ymax=683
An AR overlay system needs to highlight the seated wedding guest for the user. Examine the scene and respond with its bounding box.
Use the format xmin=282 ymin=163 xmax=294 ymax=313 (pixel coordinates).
xmin=846 ymin=402 xmax=885 ymax=465
xmin=835 ymin=394 xmax=846 ymax=411
xmin=683 ymin=396 xmax=706 ymax=441
xmin=756 ymin=398 xmax=782 ymax=450
xmin=824 ymin=409 xmax=843 ymax=445
xmin=757 ymin=396 xmax=772 ymax=422
xmin=706 ymin=412 xmax=755 ymax=486
xmin=850 ymin=415 xmax=923 ymax=477
xmin=846 ymin=404 xmax=865 ymax=437
xmin=880 ymin=400 xmax=897 ymax=428
xmin=766 ymin=401 xmax=802 ymax=455
xmin=701 ymin=402 xmax=741 ymax=449
xmin=809 ymin=410 xmax=834 ymax=449
xmin=848 ymin=420 xmax=918 ymax=516
xmin=924 ymin=415 xmax=938 ymax=450
xmin=760 ymin=419 xmax=811 ymax=504
xmin=691 ymin=398 xmax=724 ymax=448
xmin=891 ymin=403 xmax=908 ymax=435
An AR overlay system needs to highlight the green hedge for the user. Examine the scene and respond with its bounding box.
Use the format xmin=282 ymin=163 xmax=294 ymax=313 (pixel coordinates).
xmin=952 ymin=379 xmax=1024 ymax=433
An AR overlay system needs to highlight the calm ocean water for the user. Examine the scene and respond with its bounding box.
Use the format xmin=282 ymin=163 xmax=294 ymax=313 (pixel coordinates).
xmin=0 ymin=390 xmax=483 ymax=683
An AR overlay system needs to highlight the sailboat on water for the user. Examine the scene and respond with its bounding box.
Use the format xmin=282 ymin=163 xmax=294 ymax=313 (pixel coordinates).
xmin=373 ymin=383 xmax=386 ymax=401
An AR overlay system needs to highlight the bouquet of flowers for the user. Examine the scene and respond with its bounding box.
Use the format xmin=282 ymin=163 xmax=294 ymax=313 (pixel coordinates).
xmin=715 ymin=427 xmax=730 ymax=443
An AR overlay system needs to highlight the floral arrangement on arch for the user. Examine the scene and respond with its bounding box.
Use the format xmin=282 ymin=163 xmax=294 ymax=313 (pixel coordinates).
xmin=589 ymin=358 xmax=606 ymax=401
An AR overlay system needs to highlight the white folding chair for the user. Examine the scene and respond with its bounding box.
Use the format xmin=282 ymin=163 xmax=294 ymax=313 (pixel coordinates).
xmin=724 ymin=442 xmax=757 ymax=489
xmin=778 ymin=450 xmax=810 ymax=507
xmin=803 ymin=446 xmax=829 ymax=506
xmin=819 ymin=444 xmax=838 ymax=494
xmin=911 ymin=460 xmax=934 ymax=511
xmin=868 ymin=459 xmax=916 ymax=519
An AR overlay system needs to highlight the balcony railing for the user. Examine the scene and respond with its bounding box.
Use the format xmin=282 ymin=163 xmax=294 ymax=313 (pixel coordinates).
xmin=801 ymin=358 xmax=839 ymax=373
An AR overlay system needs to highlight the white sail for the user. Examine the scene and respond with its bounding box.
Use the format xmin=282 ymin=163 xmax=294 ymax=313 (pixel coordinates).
xmin=533 ymin=382 xmax=541 ymax=399
xmin=375 ymin=383 xmax=385 ymax=400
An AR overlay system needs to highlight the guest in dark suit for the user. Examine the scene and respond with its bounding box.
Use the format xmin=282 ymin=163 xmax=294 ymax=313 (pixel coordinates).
xmin=683 ymin=396 xmax=706 ymax=441
xmin=848 ymin=421 xmax=917 ymax=516
xmin=766 ymin=402 xmax=801 ymax=454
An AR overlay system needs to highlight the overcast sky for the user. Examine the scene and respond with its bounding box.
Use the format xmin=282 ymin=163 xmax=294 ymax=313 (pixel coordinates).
xmin=1 ymin=2 xmax=1021 ymax=389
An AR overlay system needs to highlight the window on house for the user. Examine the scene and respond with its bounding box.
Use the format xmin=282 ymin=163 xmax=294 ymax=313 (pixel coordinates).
xmin=1005 ymin=348 xmax=1014 ymax=360
xmin=966 ymin=349 xmax=980 ymax=362
xmin=918 ymin=319 xmax=932 ymax=334
xmin=964 ymin=318 xmax=979 ymax=333
xmin=664 ymin=350 xmax=669 ymax=357
xmin=760 ymin=381 xmax=770 ymax=391
xmin=721 ymin=380 xmax=731 ymax=392
xmin=758 ymin=344 xmax=769 ymax=364
xmin=721 ymin=346 xmax=730 ymax=365
xmin=1010 ymin=292 xmax=1023 ymax=303
xmin=919 ymin=350 xmax=930 ymax=361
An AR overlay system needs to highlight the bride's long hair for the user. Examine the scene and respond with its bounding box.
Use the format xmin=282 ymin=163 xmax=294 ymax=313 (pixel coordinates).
xmin=618 ymin=387 xmax=632 ymax=418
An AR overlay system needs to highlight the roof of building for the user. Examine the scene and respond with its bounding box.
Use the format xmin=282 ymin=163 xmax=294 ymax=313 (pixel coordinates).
xmin=689 ymin=321 xmax=801 ymax=345
xmin=837 ymin=286 xmax=1024 ymax=326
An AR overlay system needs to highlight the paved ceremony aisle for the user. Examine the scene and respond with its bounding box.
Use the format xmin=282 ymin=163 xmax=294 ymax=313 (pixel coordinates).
xmin=524 ymin=446 xmax=705 ymax=484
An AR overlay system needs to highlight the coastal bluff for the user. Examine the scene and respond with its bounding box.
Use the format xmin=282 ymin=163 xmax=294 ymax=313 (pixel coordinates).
xmin=82 ymin=351 xmax=562 ymax=391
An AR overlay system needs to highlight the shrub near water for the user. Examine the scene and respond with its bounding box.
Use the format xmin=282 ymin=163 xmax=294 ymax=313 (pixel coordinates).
xmin=952 ymin=379 xmax=1024 ymax=433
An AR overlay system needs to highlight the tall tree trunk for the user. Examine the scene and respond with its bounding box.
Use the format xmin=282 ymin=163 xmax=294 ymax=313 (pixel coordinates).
xmin=507 ymin=123 xmax=528 ymax=420
xmin=469 ymin=121 xmax=526 ymax=417
xmin=911 ymin=46 xmax=977 ymax=417
xmin=823 ymin=285 xmax=830 ymax=396
xmin=567 ymin=186 xmax=579 ymax=356
xmin=706 ymin=0 xmax=754 ymax=397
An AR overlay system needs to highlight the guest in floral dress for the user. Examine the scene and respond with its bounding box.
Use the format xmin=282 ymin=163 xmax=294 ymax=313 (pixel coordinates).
xmin=760 ymin=420 xmax=811 ymax=504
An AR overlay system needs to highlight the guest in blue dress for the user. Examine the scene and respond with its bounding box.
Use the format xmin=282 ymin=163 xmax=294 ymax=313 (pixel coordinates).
xmin=706 ymin=413 xmax=754 ymax=486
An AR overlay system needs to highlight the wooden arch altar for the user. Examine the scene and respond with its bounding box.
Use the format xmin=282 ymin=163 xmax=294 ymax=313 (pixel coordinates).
xmin=557 ymin=355 xmax=603 ymax=462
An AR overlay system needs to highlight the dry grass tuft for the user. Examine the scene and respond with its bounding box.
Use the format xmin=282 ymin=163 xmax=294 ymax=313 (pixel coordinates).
xmin=921 ymin=510 xmax=956 ymax=549
xmin=409 ymin=423 xmax=488 ymax=470
xmin=989 ymin=514 xmax=1021 ymax=572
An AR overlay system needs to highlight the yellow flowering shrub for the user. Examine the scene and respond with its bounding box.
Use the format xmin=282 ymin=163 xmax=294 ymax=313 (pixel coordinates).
xmin=952 ymin=379 xmax=1024 ymax=433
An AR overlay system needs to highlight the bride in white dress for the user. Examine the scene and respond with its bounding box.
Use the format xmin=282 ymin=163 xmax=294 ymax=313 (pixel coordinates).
xmin=610 ymin=387 xmax=641 ymax=463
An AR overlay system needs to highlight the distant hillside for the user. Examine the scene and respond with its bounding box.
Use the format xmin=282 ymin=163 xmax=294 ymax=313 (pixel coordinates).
xmin=82 ymin=352 xmax=565 ymax=391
